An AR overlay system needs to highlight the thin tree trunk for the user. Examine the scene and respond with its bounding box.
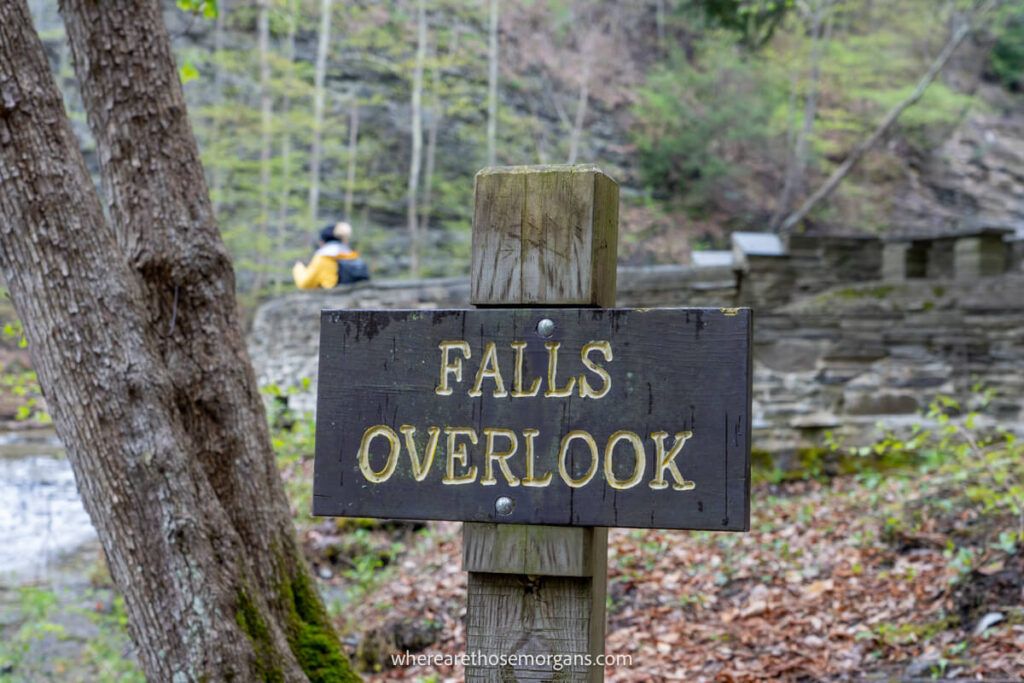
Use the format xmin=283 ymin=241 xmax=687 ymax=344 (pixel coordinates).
xmin=772 ymin=1 xmax=831 ymax=231
xmin=418 ymin=44 xmax=439 ymax=236
xmin=3 ymin=0 xmax=356 ymax=678
xmin=780 ymin=3 xmax=990 ymax=234
xmin=344 ymin=97 xmax=359 ymax=223
xmin=486 ymin=0 xmax=499 ymax=166
xmin=407 ymin=0 xmax=427 ymax=276
xmin=256 ymin=0 xmax=273 ymax=293
xmin=309 ymin=0 xmax=333 ymax=227
xmin=419 ymin=104 xmax=438 ymax=235
xmin=655 ymin=0 xmax=665 ymax=51
xmin=566 ymin=57 xmax=590 ymax=164
xmin=211 ymin=0 xmax=228 ymax=215
xmin=277 ymin=0 xmax=299 ymax=293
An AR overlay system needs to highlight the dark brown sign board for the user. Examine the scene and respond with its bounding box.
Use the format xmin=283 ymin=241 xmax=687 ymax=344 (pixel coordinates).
xmin=312 ymin=308 xmax=752 ymax=531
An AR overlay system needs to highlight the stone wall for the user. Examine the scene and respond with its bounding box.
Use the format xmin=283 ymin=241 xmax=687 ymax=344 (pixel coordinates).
xmin=753 ymin=276 xmax=1024 ymax=463
xmin=248 ymin=254 xmax=1024 ymax=462
xmin=248 ymin=265 xmax=739 ymax=412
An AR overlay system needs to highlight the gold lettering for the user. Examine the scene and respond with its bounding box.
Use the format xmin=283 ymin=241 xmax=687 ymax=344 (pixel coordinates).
xmin=442 ymin=427 xmax=478 ymax=484
xmin=544 ymin=341 xmax=576 ymax=398
xmin=578 ymin=340 xmax=613 ymax=399
xmin=468 ymin=342 xmax=509 ymax=398
xmin=480 ymin=428 xmax=520 ymax=486
xmin=399 ymin=424 xmax=440 ymax=481
xmin=558 ymin=430 xmax=598 ymax=488
xmin=357 ymin=425 xmax=400 ymax=483
xmin=510 ymin=341 xmax=542 ymax=398
xmin=648 ymin=431 xmax=695 ymax=491
xmin=520 ymin=428 xmax=552 ymax=487
xmin=604 ymin=430 xmax=646 ymax=490
xmin=436 ymin=341 xmax=471 ymax=396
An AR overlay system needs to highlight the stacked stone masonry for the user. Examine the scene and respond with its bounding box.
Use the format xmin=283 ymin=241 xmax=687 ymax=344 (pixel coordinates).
xmin=249 ymin=232 xmax=1024 ymax=467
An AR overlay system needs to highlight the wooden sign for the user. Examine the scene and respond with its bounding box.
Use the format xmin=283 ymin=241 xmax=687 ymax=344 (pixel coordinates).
xmin=312 ymin=307 xmax=752 ymax=530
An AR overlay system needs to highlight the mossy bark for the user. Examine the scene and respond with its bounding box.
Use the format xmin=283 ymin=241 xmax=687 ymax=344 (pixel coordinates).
xmin=0 ymin=0 xmax=358 ymax=679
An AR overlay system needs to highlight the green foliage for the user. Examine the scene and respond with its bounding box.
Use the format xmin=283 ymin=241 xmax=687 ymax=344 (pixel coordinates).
xmin=179 ymin=60 xmax=200 ymax=84
xmin=989 ymin=11 xmax=1024 ymax=91
xmin=0 ymin=587 xmax=65 ymax=679
xmin=851 ymin=391 xmax=1024 ymax=580
xmin=1 ymin=316 xmax=50 ymax=425
xmin=692 ymin=0 xmax=793 ymax=48
xmin=632 ymin=38 xmax=785 ymax=211
xmin=0 ymin=586 xmax=143 ymax=683
xmin=176 ymin=0 xmax=218 ymax=19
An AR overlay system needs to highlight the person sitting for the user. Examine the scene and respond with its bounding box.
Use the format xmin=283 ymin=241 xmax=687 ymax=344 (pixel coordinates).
xmin=292 ymin=221 xmax=370 ymax=289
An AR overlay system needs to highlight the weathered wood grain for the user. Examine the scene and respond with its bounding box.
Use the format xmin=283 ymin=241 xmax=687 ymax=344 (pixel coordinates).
xmin=471 ymin=165 xmax=618 ymax=307
xmin=469 ymin=164 xmax=612 ymax=683
xmin=463 ymin=524 xmax=607 ymax=577
xmin=311 ymin=307 xmax=753 ymax=530
xmin=466 ymin=573 xmax=602 ymax=683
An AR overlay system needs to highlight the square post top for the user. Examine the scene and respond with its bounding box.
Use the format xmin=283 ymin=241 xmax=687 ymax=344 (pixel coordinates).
xmin=470 ymin=164 xmax=619 ymax=307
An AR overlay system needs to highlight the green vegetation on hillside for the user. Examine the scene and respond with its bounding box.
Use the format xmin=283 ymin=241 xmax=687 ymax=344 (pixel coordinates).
xmin=28 ymin=0 xmax=1020 ymax=290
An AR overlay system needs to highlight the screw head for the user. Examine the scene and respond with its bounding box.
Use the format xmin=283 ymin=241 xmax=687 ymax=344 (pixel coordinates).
xmin=495 ymin=496 xmax=514 ymax=516
xmin=536 ymin=318 xmax=555 ymax=338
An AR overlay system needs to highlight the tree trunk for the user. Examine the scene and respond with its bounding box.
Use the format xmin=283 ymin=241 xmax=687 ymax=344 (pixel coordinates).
xmin=211 ymin=0 xmax=229 ymax=215
xmin=256 ymin=0 xmax=273 ymax=293
xmin=486 ymin=0 xmax=499 ymax=166
xmin=309 ymin=0 xmax=333 ymax=227
xmin=779 ymin=2 xmax=990 ymax=234
xmin=344 ymin=97 xmax=359 ymax=224
xmin=419 ymin=102 xmax=438 ymax=235
xmin=655 ymin=0 xmax=665 ymax=52
xmin=278 ymin=0 xmax=299 ymax=292
xmin=566 ymin=57 xmax=590 ymax=164
xmin=0 ymin=0 xmax=356 ymax=679
xmin=407 ymin=0 xmax=427 ymax=276
xmin=418 ymin=47 xmax=439 ymax=236
xmin=771 ymin=0 xmax=831 ymax=230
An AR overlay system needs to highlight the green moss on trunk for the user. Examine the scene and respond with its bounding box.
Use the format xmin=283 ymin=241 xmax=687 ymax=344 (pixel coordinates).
xmin=235 ymin=554 xmax=359 ymax=682
xmin=279 ymin=565 xmax=360 ymax=683
xmin=235 ymin=590 xmax=287 ymax=682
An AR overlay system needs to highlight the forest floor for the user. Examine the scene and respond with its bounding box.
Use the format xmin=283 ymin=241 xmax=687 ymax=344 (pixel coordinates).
xmin=2 ymin=419 xmax=1022 ymax=682
xmin=296 ymin=464 xmax=1024 ymax=682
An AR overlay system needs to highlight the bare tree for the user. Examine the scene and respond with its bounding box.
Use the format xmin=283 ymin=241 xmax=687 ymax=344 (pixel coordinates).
xmin=256 ymin=0 xmax=273 ymax=291
xmin=0 ymin=0 xmax=357 ymax=679
xmin=508 ymin=1 xmax=626 ymax=166
xmin=486 ymin=0 xmax=499 ymax=166
xmin=566 ymin=47 xmax=591 ymax=164
xmin=420 ymin=26 xmax=459 ymax=237
xmin=211 ymin=0 xmax=229 ymax=214
xmin=309 ymin=0 xmax=333 ymax=226
xmin=771 ymin=0 xmax=833 ymax=231
xmin=278 ymin=0 xmax=299 ymax=270
xmin=344 ymin=96 xmax=360 ymax=224
xmin=779 ymin=0 xmax=997 ymax=234
xmin=407 ymin=0 xmax=427 ymax=276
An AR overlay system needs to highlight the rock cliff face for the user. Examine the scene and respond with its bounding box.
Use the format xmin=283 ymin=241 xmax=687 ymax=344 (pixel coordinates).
xmin=890 ymin=85 xmax=1024 ymax=235
xmin=31 ymin=3 xmax=1024 ymax=272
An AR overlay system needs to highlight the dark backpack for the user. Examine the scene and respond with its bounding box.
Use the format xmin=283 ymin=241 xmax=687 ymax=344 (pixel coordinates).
xmin=338 ymin=257 xmax=370 ymax=284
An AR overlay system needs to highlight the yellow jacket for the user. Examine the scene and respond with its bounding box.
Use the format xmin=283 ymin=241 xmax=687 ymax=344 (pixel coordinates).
xmin=292 ymin=243 xmax=360 ymax=289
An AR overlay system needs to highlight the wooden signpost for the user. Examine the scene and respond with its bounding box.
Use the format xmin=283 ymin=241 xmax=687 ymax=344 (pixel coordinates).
xmin=313 ymin=165 xmax=752 ymax=681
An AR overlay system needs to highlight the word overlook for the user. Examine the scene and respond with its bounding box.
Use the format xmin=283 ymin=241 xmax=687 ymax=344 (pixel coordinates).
xmin=313 ymin=307 xmax=751 ymax=530
xmin=355 ymin=337 xmax=696 ymax=492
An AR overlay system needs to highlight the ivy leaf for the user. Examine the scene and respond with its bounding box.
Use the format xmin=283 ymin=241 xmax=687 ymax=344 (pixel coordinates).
xmin=176 ymin=0 xmax=218 ymax=19
xmin=179 ymin=61 xmax=200 ymax=84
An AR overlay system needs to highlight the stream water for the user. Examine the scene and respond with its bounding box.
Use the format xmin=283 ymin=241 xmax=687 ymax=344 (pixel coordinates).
xmin=0 ymin=430 xmax=96 ymax=580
